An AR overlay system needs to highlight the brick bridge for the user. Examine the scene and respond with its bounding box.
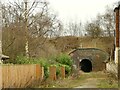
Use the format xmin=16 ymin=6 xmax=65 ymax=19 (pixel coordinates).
xmin=69 ymin=48 xmax=109 ymax=72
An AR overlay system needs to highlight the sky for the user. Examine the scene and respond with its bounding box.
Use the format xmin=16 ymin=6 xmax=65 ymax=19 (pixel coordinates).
xmin=48 ymin=0 xmax=118 ymax=24
xmin=1 ymin=0 xmax=119 ymax=24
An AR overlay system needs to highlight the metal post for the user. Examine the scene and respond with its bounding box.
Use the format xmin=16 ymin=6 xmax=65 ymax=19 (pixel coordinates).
xmin=114 ymin=6 xmax=119 ymax=64
xmin=114 ymin=7 xmax=119 ymax=47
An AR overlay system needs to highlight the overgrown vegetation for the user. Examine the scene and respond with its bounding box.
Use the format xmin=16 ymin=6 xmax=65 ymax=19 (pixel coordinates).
xmin=56 ymin=54 xmax=73 ymax=66
xmin=97 ymin=79 xmax=118 ymax=88
xmin=38 ymin=71 xmax=118 ymax=88
xmin=97 ymin=72 xmax=118 ymax=88
xmin=13 ymin=53 xmax=73 ymax=79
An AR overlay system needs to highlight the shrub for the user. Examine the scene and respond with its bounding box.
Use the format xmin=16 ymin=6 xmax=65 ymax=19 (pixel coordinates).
xmin=15 ymin=55 xmax=31 ymax=64
xmin=39 ymin=59 xmax=49 ymax=79
xmin=64 ymin=65 xmax=72 ymax=76
xmin=56 ymin=54 xmax=73 ymax=67
xmin=15 ymin=54 xmax=73 ymax=78
xmin=56 ymin=64 xmax=62 ymax=77
xmin=15 ymin=55 xmax=50 ymax=79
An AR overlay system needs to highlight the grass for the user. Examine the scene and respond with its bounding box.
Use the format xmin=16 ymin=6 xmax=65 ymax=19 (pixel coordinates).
xmin=37 ymin=71 xmax=87 ymax=88
xmin=97 ymin=72 xmax=118 ymax=88
xmin=97 ymin=79 xmax=118 ymax=88
xmin=38 ymin=71 xmax=117 ymax=88
xmin=118 ymin=81 xmax=120 ymax=89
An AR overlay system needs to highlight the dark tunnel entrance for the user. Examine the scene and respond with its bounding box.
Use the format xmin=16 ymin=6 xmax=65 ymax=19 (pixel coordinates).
xmin=79 ymin=59 xmax=92 ymax=72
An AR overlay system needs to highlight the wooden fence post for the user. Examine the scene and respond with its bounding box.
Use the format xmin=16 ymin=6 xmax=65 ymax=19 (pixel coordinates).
xmin=61 ymin=66 xmax=65 ymax=79
xmin=49 ymin=65 xmax=56 ymax=80
xmin=41 ymin=67 xmax=44 ymax=80
xmin=36 ymin=64 xmax=44 ymax=81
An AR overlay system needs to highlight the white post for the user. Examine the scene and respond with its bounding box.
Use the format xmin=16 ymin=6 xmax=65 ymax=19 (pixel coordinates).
xmin=115 ymin=47 xmax=119 ymax=64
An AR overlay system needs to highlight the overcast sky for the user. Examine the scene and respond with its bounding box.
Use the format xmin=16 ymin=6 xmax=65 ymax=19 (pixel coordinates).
xmin=1 ymin=0 xmax=119 ymax=24
xmin=48 ymin=0 xmax=118 ymax=24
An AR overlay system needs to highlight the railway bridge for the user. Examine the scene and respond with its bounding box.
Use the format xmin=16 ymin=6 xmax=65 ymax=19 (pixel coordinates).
xmin=69 ymin=48 xmax=109 ymax=72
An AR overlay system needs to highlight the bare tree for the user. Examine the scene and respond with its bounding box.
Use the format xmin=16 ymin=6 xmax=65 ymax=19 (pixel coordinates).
xmin=96 ymin=6 xmax=115 ymax=37
xmin=85 ymin=5 xmax=115 ymax=38
xmin=85 ymin=20 xmax=103 ymax=38
xmin=2 ymin=0 xmax=62 ymax=61
xmin=66 ymin=21 xmax=82 ymax=36
xmin=0 ymin=1 xmax=2 ymax=63
xmin=24 ymin=0 xmax=29 ymax=57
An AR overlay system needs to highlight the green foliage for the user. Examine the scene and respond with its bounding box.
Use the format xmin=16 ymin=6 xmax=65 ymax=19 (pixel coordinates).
xmin=56 ymin=54 xmax=73 ymax=67
xmin=16 ymin=55 xmax=47 ymax=64
xmin=64 ymin=65 xmax=72 ymax=76
xmin=55 ymin=54 xmax=73 ymax=76
xmin=43 ymin=64 xmax=49 ymax=79
xmin=15 ymin=55 xmax=31 ymax=64
xmin=15 ymin=53 xmax=73 ymax=78
xmin=48 ymin=54 xmax=73 ymax=76
xmin=15 ymin=55 xmax=50 ymax=79
xmin=55 ymin=64 xmax=62 ymax=77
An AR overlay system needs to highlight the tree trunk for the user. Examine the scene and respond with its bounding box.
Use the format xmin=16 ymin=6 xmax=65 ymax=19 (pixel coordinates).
xmin=24 ymin=1 xmax=29 ymax=58
xmin=0 ymin=2 xmax=2 ymax=63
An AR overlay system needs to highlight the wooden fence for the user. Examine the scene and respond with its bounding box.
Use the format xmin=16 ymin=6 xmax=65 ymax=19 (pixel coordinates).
xmin=1 ymin=64 xmax=65 ymax=88
xmin=1 ymin=64 xmax=44 ymax=88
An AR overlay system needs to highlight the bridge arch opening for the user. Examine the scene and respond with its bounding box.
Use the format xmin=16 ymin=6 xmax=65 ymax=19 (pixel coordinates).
xmin=79 ymin=59 xmax=92 ymax=72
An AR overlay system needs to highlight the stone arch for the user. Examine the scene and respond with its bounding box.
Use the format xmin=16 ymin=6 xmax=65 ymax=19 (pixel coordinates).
xmin=79 ymin=59 xmax=92 ymax=72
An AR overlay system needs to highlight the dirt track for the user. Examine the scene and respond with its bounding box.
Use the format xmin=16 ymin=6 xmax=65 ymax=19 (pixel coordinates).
xmin=74 ymin=71 xmax=118 ymax=88
xmin=75 ymin=78 xmax=101 ymax=88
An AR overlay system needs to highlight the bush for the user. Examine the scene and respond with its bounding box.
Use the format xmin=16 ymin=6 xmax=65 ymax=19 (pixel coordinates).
xmin=15 ymin=55 xmax=50 ymax=79
xmin=15 ymin=55 xmax=31 ymax=64
xmin=56 ymin=54 xmax=73 ymax=76
xmin=40 ymin=59 xmax=49 ymax=79
xmin=56 ymin=54 xmax=73 ymax=67
xmin=56 ymin=64 xmax=62 ymax=77
xmin=15 ymin=54 xmax=73 ymax=78
xmin=64 ymin=65 xmax=72 ymax=76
